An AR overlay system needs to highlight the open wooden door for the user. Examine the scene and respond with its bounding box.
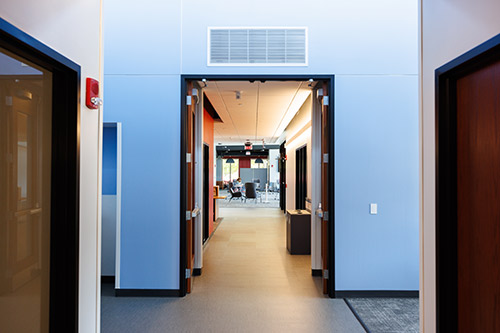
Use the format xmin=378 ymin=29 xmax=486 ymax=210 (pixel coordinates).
xmin=320 ymin=81 xmax=330 ymax=294
xmin=185 ymin=82 xmax=197 ymax=293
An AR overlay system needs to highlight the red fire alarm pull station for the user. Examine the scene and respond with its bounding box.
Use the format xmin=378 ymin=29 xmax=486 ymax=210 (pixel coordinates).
xmin=86 ymin=78 xmax=102 ymax=109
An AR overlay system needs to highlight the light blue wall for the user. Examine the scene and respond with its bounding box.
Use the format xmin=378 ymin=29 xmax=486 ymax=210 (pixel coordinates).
xmin=103 ymin=76 xmax=181 ymax=288
xmin=104 ymin=0 xmax=419 ymax=291
xmin=104 ymin=0 xmax=182 ymax=289
xmin=180 ymin=0 xmax=417 ymax=75
xmin=335 ymin=76 xmax=419 ymax=290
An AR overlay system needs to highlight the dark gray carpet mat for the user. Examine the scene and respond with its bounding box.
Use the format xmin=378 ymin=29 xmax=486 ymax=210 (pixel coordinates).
xmin=345 ymin=298 xmax=419 ymax=333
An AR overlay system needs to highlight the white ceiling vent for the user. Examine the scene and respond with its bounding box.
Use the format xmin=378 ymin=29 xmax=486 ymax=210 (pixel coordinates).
xmin=208 ymin=27 xmax=308 ymax=66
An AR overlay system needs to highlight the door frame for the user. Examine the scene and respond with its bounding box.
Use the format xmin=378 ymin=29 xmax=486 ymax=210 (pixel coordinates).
xmin=279 ymin=141 xmax=286 ymax=211
xmin=435 ymin=33 xmax=500 ymax=332
xmin=295 ymin=144 xmax=307 ymax=210
xmin=180 ymin=75 xmax=336 ymax=297
xmin=0 ymin=18 xmax=80 ymax=331
xmin=202 ymin=143 xmax=210 ymax=244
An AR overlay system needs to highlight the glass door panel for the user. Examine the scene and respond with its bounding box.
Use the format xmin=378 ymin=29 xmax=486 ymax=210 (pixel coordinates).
xmin=0 ymin=47 xmax=52 ymax=333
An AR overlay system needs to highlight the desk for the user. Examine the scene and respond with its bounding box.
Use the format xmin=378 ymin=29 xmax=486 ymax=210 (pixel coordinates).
xmin=213 ymin=195 xmax=226 ymax=221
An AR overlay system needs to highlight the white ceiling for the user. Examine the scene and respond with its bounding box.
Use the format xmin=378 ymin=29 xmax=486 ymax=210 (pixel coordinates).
xmin=202 ymin=80 xmax=313 ymax=145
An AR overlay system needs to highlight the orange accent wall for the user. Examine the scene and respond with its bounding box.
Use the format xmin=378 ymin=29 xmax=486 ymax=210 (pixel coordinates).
xmin=203 ymin=108 xmax=215 ymax=235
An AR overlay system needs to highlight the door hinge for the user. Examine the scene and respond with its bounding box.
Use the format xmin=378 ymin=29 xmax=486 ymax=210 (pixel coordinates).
xmin=323 ymin=153 xmax=328 ymax=163
xmin=186 ymin=153 xmax=191 ymax=163
xmin=323 ymin=96 xmax=329 ymax=106
xmin=323 ymin=269 xmax=329 ymax=279
xmin=5 ymin=96 xmax=12 ymax=106
xmin=192 ymin=206 xmax=200 ymax=217
xmin=186 ymin=95 xmax=192 ymax=106
xmin=323 ymin=211 xmax=329 ymax=221
xmin=186 ymin=211 xmax=192 ymax=221
xmin=317 ymin=88 xmax=324 ymax=97
xmin=185 ymin=268 xmax=191 ymax=279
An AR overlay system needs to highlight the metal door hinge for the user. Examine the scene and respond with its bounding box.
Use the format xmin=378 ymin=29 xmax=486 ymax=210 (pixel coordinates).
xmin=192 ymin=206 xmax=200 ymax=217
xmin=186 ymin=95 xmax=192 ymax=106
xmin=186 ymin=153 xmax=191 ymax=163
xmin=317 ymin=88 xmax=324 ymax=97
xmin=316 ymin=203 xmax=323 ymax=218
xmin=186 ymin=211 xmax=192 ymax=221
xmin=323 ymin=211 xmax=329 ymax=221
xmin=323 ymin=96 xmax=329 ymax=106
xmin=185 ymin=268 xmax=191 ymax=279
xmin=323 ymin=269 xmax=329 ymax=279
xmin=323 ymin=153 xmax=328 ymax=163
xmin=5 ymin=96 xmax=12 ymax=106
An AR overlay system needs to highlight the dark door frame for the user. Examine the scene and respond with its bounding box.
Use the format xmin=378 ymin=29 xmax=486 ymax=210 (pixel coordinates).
xmin=1 ymin=18 xmax=80 ymax=331
xmin=435 ymin=33 xmax=500 ymax=332
xmin=279 ymin=140 xmax=286 ymax=211
xmin=295 ymin=144 xmax=307 ymax=210
xmin=202 ymin=143 xmax=210 ymax=244
xmin=180 ymin=74 xmax=335 ymax=297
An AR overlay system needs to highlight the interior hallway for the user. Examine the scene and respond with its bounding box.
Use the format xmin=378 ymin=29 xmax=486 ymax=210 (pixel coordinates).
xmin=101 ymin=208 xmax=364 ymax=332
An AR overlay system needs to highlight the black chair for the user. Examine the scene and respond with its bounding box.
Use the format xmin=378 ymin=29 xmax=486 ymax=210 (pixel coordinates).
xmin=244 ymin=182 xmax=259 ymax=203
xmin=228 ymin=182 xmax=244 ymax=202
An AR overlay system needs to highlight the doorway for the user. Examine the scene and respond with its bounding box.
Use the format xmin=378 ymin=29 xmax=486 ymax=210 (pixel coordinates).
xmin=0 ymin=19 xmax=80 ymax=331
xmin=101 ymin=123 xmax=122 ymax=288
xmin=203 ymin=143 xmax=210 ymax=244
xmin=295 ymin=145 xmax=307 ymax=210
xmin=180 ymin=75 xmax=335 ymax=297
xmin=436 ymin=34 xmax=500 ymax=332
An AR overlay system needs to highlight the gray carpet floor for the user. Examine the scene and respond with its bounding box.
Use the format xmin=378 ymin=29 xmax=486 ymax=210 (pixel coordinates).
xmin=345 ymin=298 xmax=419 ymax=333
xmin=218 ymin=189 xmax=280 ymax=208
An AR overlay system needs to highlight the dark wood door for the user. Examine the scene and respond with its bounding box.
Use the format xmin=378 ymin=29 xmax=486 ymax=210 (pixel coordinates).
xmin=456 ymin=58 xmax=500 ymax=333
xmin=320 ymin=82 xmax=330 ymax=294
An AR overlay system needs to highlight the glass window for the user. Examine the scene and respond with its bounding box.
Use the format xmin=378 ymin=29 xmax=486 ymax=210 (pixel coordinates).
xmin=0 ymin=47 xmax=52 ymax=333
xmin=251 ymin=158 xmax=268 ymax=169
xmin=222 ymin=158 xmax=239 ymax=181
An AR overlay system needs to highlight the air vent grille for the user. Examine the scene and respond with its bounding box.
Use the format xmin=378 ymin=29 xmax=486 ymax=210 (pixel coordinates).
xmin=208 ymin=28 xmax=307 ymax=66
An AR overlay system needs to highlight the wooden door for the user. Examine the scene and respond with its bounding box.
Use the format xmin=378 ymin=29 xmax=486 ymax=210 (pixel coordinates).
xmin=320 ymin=82 xmax=330 ymax=294
xmin=185 ymin=82 xmax=196 ymax=293
xmin=455 ymin=58 xmax=500 ymax=333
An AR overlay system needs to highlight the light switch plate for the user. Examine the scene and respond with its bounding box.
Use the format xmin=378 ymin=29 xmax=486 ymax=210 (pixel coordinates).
xmin=370 ymin=203 xmax=378 ymax=215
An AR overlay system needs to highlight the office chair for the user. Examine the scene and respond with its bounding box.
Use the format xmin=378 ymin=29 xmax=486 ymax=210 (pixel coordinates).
xmin=244 ymin=182 xmax=259 ymax=203
xmin=228 ymin=183 xmax=244 ymax=202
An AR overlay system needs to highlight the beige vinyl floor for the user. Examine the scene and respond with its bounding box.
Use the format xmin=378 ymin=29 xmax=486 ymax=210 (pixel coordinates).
xmin=101 ymin=208 xmax=365 ymax=332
